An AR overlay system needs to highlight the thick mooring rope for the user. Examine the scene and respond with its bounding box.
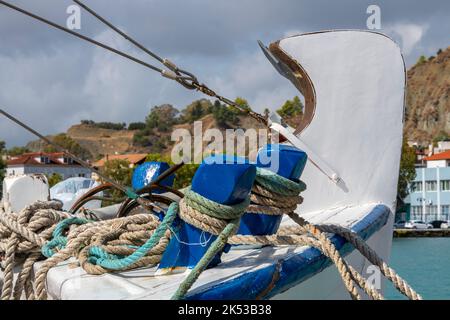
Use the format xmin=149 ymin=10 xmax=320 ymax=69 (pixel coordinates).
xmin=226 ymin=168 xmax=422 ymax=300
xmin=0 ymin=174 xmax=421 ymax=300
xmin=0 ymin=201 xmax=69 ymax=300
xmin=172 ymin=187 xmax=250 ymax=299
xmin=0 ymin=202 xmax=175 ymax=300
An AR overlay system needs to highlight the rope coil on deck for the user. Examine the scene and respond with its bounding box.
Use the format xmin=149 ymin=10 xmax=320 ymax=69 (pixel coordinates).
xmin=0 ymin=174 xmax=422 ymax=300
xmin=0 ymin=202 xmax=175 ymax=300
xmin=172 ymin=187 xmax=250 ymax=299
xmin=0 ymin=201 xmax=69 ymax=300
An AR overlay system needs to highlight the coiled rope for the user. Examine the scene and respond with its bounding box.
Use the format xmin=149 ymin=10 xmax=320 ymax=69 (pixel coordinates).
xmin=0 ymin=201 xmax=69 ymax=300
xmin=0 ymin=173 xmax=421 ymax=300
xmin=227 ymin=168 xmax=422 ymax=300
xmin=0 ymin=201 xmax=175 ymax=300
xmin=172 ymin=187 xmax=250 ymax=299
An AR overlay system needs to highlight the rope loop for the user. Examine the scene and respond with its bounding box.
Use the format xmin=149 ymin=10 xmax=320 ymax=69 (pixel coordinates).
xmin=83 ymin=202 xmax=178 ymax=271
xmin=184 ymin=187 xmax=250 ymax=220
xmin=41 ymin=217 xmax=90 ymax=258
xmin=255 ymin=167 xmax=306 ymax=196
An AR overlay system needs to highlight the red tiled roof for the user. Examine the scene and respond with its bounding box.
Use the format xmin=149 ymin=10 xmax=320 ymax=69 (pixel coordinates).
xmin=424 ymin=150 xmax=450 ymax=161
xmin=6 ymin=152 xmax=80 ymax=166
xmin=93 ymin=154 xmax=148 ymax=167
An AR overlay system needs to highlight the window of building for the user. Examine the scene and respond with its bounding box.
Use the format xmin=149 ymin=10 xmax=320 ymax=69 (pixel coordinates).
xmin=425 ymin=181 xmax=437 ymax=191
xmin=411 ymin=206 xmax=423 ymax=215
xmin=411 ymin=182 xmax=423 ymax=192
xmin=63 ymin=157 xmax=73 ymax=164
xmin=426 ymin=205 xmax=438 ymax=214
xmin=78 ymin=173 xmax=85 ymax=178
xmin=442 ymin=205 xmax=450 ymax=215
xmin=410 ymin=205 xmax=423 ymax=221
xmin=40 ymin=156 xmax=50 ymax=164
xmin=441 ymin=180 xmax=450 ymax=191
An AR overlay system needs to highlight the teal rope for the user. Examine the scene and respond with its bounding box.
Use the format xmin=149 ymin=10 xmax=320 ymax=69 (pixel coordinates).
xmin=172 ymin=190 xmax=250 ymax=300
xmin=86 ymin=202 xmax=178 ymax=270
xmin=255 ymin=167 xmax=306 ymax=196
xmin=42 ymin=217 xmax=90 ymax=258
xmin=184 ymin=187 xmax=250 ymax=220
xmin=125 ymin=187 xmax=139 ymax=200
xmin=171 ymin=218 xmax=240 ymax=300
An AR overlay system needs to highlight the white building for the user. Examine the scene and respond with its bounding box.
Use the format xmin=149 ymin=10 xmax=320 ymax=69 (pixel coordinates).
xmin=6 ymin=152 xmax=91 ymax=179
xmin=408 ymin=150 xmax=450 ymax=222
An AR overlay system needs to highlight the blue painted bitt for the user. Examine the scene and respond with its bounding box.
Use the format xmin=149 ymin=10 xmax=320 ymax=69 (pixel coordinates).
xmin=158 ymin=155 xmax=256 ymax=273
xmin=186 ymin=204 xmax=390 ymax=299
xmin=237 ymin=144 xmax=308 ymax=236
xmin=131 ymin=161 xmax=175 ymax=193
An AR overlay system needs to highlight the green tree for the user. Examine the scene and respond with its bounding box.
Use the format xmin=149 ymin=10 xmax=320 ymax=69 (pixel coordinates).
xmin=7 ymin=146 xmax=30 ymax=156
xmin=44 ymin=134 xmax=92 ymax=160
xmin=128 ymin=122 xmax=146 ymax=130
xmin=397 ymin=138 xmax=417 ymax=200
xmin=47 ymin=173 xmax=63 ymax=187
xmin=417 ymin=55 xmax=427 ymax=65
xmin=146 ymin=153 xmax=199 ymax=189
xmin=433 ymin=130 xmax=450 ymax=144
xmin=211 ymin=100 xmax=239 ymax=127
xmin=180 ymin=99 xmax=212 ymax=123
xmin=277 ymin=96 xmax=304 ymax=119
xmin=101 ymin=159 xmax=133 ymax=203
xmin=230 ymin=97 xmax=251 ymax=115
xmin=146 ymin=104 xmax=179 ymax=131
xmin=80 ymin=120 xmax=125 ymax=130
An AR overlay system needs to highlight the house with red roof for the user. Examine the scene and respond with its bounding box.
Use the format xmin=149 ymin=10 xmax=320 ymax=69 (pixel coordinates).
xmin=423 ymin=150 xmax=450 ymax=168
xmin=6 ymin=152 xmax=92 ymax=180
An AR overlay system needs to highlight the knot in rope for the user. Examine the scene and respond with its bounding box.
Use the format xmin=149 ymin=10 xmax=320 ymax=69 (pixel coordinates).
xmin=178 ymin=187 xmax=250 ymax=236
xmin=246 ymin=168 xmax=305 ymax=216
xmin=171 ymin=188 xmax=250 ymax=300
xmin=0 ymin=201 xmax=69 ymax=300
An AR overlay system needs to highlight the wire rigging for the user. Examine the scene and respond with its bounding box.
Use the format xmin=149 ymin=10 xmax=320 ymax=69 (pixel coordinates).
xmin=0 ymin=0 xmax=267 ymax=124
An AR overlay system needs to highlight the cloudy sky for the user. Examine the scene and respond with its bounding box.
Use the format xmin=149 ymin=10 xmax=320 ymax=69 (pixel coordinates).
xmin=0 ymin=0 xmax=449 ymax=147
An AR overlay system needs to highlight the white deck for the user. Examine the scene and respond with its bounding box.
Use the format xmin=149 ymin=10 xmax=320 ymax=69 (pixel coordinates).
xmin=30 ymin=203 xmax=385 ymax=300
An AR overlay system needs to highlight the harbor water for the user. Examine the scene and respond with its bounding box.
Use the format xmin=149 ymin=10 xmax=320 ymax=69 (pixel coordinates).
xmin=385 ymin=238 xmax=450 ymax=300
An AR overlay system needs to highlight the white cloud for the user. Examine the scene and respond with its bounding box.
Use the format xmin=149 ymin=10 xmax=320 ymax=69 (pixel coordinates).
xmin=206 ymin=50 xmax=300 ymax=114
xmin=386 ymin=23 xmax=429 ymax=55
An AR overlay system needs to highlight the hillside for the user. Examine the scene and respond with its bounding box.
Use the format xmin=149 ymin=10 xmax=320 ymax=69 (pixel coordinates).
xmin=25 ymin=113 xmax=267 ymax=160
xmin=22 ymin=48 xmax=450 ymax=160
xmin=26 ymin=125 xmax=144 ymax=159
xmin=404 ymin=47 xmax=450 ymax=144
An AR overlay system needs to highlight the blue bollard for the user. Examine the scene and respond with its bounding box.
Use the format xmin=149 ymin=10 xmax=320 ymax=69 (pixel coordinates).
xmin=157 ymin=154 xmax=256 ymax=274
xmin=132 ymin=161 xmax=175 ymax=193
xmin=132 ymin=161 xmax=176 ymax=219
xmin=237 ymin=144 xmax=307 ymax=236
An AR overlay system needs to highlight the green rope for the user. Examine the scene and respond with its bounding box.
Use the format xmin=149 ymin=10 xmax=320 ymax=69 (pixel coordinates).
xmin=171 ymin=218 xmax=240 ymax=300
xmin=172 ymin=168 xmax=307 ymax=299
xmin=125 ymin=187 xmax=139 ymax=200
xmin=184 ymin=187 xmax=250 ymax=220
xmin=255 ymin=167 xmax=306 ymax=196
xmin=172 ymin=189 xmax=251 ymax=300
xmin=42 ymin=217 xmax=90 ymax=258
xmin=86 ymin=202 xmax=179 ymax=270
